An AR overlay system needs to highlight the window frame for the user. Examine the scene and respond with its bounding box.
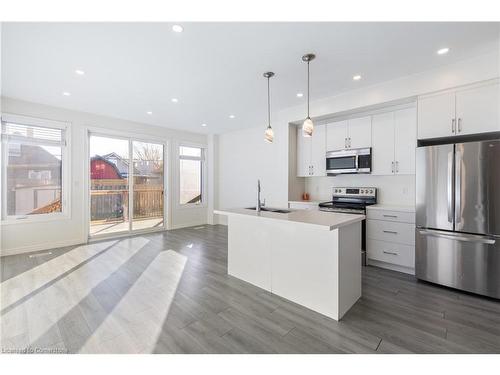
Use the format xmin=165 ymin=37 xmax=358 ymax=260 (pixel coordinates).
xmin=1 ymin=113 xmax=71 ymax=224
xmin=177 ymin=142 xmax=207 ymax=209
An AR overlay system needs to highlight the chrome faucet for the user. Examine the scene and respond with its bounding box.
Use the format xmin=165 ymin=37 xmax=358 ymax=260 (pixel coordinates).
xmin=257 ymin=179 xmax=262 ymax=212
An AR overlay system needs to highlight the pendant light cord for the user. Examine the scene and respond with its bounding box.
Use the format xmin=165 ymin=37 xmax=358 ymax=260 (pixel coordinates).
xmin=267 ymin=76 xmax=271 ymax=127
xmin=307 ymin=60 xmax=310 ymax=118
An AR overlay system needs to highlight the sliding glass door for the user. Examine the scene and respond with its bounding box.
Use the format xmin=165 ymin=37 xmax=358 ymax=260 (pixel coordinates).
xmin=89 ymin=134 xmax=165 ymax=237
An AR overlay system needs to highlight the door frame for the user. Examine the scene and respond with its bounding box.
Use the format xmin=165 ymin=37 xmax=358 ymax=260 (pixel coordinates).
xmin=83 ymin=126 xmax=169 ymax=241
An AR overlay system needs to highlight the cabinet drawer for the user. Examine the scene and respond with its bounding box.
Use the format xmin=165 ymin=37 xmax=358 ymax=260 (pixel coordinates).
xmin=367 ymin=239 xmax=415 ymax=268
xmin=366 ymin=219 xmax=415 ymax=245
xmin=366 ymin=209 xmax=415 ymax=223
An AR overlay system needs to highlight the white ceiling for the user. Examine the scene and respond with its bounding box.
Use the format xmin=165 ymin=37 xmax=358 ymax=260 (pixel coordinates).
xmin=2 ymin=22 xmax=499 ymax=134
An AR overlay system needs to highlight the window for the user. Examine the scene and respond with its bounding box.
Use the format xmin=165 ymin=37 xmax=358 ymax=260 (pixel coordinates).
xmin=1 ymin=114 xmax=68 ymax=220
xmin=179 ymin=145 xmax=204 ymax=205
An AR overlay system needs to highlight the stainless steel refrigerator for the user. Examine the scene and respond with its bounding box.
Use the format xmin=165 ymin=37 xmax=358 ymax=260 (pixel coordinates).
xmin=416 ymin=140 xmax=500 ymax=299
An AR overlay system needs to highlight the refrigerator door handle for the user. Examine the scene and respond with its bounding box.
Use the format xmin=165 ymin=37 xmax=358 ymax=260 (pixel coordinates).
xmin=417 ymin=229 xmax=496 ymax=245
xmin=455 ymin=150 xmax=462 ymax=224
xmin=447 ymin=151 xmax=454 ymax=223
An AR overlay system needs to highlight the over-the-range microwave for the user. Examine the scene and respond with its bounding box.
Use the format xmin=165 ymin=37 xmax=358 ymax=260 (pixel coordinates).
xmin=326 ymin=147 xmax=372 ymax=175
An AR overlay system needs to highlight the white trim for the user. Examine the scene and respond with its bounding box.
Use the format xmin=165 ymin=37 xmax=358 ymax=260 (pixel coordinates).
xmin=0 ymin=237 xmax=84 ymax=257
xmin=84 ymin=126 xmax=169 ymax=240
xmin=1 ymin=112 xmax=69 ymax=130
xmin=1 ymin=113 xmax=72 ymax=224
xmin=176 ymin=141 xmax=208 ymax=210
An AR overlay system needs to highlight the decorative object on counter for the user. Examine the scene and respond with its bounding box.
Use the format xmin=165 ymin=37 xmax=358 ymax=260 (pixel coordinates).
xmin=263 ymin=71 xmax=275 ymax=143
xmin=301 ymin=53 xmax=316 ymax=137
xmin=302 ymin=192 xmax=310 ymax=201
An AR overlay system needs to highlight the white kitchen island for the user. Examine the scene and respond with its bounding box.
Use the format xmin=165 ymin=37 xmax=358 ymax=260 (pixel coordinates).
xmin=215 ymin=208 xmax=365 ymax=321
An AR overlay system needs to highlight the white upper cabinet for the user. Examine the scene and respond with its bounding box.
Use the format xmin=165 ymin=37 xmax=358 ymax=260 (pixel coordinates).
xmin=455 ymin=82 xmax=500 ymax=136
xmin=418 ymin=80 xmax=500 ymax=140
xmin=394 ymin=107 xmax=417 ymax=175
xmin=372 ymin=107 xmax=416 ymax=176
xmin=326 ymin=117 xmax=371 ymax=151
xmin=372 ymin=112 xmax=395 ymax=175
xmin=310 ymin=124 xmax=326 ymax=176
xmin=326 ymin=120 xmax=348 ymax=151
xmin=296 ymin=124 xmax=326 ymax=177
xmin=417 ymin=91 xmax=455 ymax=139
xmin=348 ymin=116 xmax=372 ymax=149
xmin=296 ymin=126 xmax=312 ymax=177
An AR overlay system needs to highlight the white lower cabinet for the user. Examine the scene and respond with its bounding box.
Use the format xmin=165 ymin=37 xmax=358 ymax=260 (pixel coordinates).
xmin=366 ymin=206 xmax=416 ymax=274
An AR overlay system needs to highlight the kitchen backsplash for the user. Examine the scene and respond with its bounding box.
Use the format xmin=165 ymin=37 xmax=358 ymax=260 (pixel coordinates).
xmin=305 ymin=174 xmax=415 ymax=206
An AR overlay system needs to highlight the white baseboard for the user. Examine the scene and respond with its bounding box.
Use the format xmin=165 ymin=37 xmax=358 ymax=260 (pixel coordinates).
xmin=0 ymin=238 xmax=86 ymax=257
xmin=366 ymin=259 xmax=415 ymax=275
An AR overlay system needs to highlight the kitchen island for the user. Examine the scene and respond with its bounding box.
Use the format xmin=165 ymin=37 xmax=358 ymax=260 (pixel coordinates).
xmin=214 ymin=208 xmax=365 ymax=320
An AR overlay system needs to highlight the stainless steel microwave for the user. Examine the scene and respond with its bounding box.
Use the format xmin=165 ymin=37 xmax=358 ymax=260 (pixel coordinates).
xmin=326 ymin=147 xmax=372 ymax=175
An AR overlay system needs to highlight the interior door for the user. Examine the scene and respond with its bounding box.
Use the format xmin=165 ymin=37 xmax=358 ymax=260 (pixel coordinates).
xmin=455 ymin=82 xmax=500 ymax=136
xmin=416 ymin=144 xmax=454 ymax=231
xmin=394 ymin=107 xmax=417 ymax=174
xmin=348 ymin=116 xmax=372 ymax=149
xmin=326 ymin=120 xmax=348 ymax=151
xmin=371 ymin=112 xmax=395 ymax=175
xmin=455 ymin=140 xmax=500 ymax=235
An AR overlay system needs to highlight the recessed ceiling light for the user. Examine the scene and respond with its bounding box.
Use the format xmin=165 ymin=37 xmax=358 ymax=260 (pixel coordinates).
xmin=229 ymin=115 xmax=235 ymax=119
xmin=201 ymin=123 xmax=207 ymax=127
xmin=172 ymin=25 xmax=183 ymax=33
xmin=437 ymin=47 xmax=450 ymax=55
xmin=171 ymin=98 xmax=179 ymax=103
xmin=296 ymin=92 xmax=304 ymax=98
xmin=147 ymin=111 xmax=153 ymax=115
xmin=353 ymin=75 xmax=362 ymax=81
xmin=75 ymin=69 xmax=85 ymax=76
xmin=62 ymin=92 xmax=71 ymax=96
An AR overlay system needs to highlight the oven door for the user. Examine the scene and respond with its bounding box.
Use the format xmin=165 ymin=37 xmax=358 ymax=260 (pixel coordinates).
xmin=326 ymin=151 xmax=357 ymax=174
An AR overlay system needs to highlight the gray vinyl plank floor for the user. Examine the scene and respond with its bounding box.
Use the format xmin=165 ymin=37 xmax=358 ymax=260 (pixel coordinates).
xmin=1 ymin=224 xmax=500 ymax=354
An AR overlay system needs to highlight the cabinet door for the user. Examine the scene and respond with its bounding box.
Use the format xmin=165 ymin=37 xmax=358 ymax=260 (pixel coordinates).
xmin=326 ymin=120 xmax=348 ymax=151
xmin=394 ymin=107 xmax=417 ymax=175
xmin=371 ymin=112 xmax=395 ymax=175
xmin=310 ymin=124 xmax=326 ymax=176
xmin=348 ymin=116 xmax=372 ymax=149
xmin=455 ymin=82 xmax=500 ymax=136
xmin=417 ymin=91 xmax=456 ymax=139
xmin=296 ymin=126 xmax=311 ymax=177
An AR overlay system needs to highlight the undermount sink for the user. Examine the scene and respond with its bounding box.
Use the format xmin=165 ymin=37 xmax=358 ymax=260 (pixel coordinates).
xmin=245 ymin=207 xmax=291 ymax=214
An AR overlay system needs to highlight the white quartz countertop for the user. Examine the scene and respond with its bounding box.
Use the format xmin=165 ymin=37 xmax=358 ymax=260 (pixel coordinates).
xmin=367 ymin=204 xmax=415 ymax=212
xmin=215 ymin=208 xmax=365 ymax=231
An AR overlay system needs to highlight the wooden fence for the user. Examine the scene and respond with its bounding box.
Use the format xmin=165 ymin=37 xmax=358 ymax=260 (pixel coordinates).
xmin=90 ymin=179 xmax=163 ymax=222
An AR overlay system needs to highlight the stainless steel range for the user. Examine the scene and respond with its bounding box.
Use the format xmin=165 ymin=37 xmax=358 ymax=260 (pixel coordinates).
xmin=319 ymin=187 xmax=377 ymax=263
xmin=319 ymin=187 xmax=377 ymax=214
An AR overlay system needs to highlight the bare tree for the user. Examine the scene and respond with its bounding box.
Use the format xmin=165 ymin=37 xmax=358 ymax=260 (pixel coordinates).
xmin=134 ymin=144 xmax=163 ymax=172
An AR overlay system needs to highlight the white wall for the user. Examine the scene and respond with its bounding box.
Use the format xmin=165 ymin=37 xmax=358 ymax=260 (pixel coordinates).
xmin=1 ymin=97 xmax=208 ymax=255
xmin=216 ymin=51 xmax=500 ymax=217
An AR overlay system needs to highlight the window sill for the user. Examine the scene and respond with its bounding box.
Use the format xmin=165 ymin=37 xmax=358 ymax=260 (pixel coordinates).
xmin=1 ymin=213 xmax=71 ymax=226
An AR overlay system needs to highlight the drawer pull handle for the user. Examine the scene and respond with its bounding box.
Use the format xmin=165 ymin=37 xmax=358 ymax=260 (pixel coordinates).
xmin=383 ymin=230 xmax=398 ymax=234
xmin=383 ymin=250 xmax=398 ymax=255
xmin=383 ymin=214 xmax=398 ymax=218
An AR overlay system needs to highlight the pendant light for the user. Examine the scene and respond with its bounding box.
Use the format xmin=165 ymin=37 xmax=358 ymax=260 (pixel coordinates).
xmin=263 ymin=71 xmax=275 ymax=143
xmin=302 ymin=53 xmax=316 ymax=137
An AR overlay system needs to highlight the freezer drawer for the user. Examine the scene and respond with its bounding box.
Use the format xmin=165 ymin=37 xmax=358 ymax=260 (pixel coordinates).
xmin=416 ymin=228 xmax=500 ymax=299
